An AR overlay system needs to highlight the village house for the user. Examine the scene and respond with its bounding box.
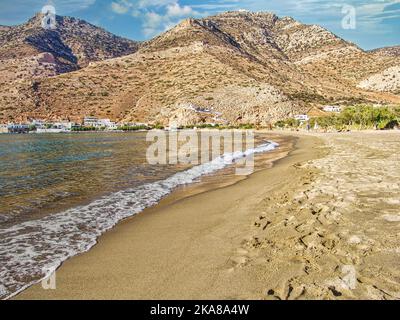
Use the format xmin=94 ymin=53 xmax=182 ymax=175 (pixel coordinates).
xmin=323 ymin=105 xmax=342 ymax=113
xmin=0 ymin=124 xmax=8 ymax=133
xmin=7 ymin=124 xmax=29 ymax=134
xmin=31 ymin=119 xmax=46 ymax=129
xmin=294 ymin=114 xmax=309 ymax=122
xmin=83 ymin=116 xmax=117 ymax=130
xmin=83 ymin=116 xmax=99 ymax=127
xmin=97 ymin=119 xmax=118 ymax=130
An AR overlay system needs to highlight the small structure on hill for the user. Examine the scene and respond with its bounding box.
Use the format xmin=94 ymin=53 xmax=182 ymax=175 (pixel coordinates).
xmin=323 ymin=105 xmax=342 ymax=113
xmin=294 ymin=114 xmax=309 ymax=122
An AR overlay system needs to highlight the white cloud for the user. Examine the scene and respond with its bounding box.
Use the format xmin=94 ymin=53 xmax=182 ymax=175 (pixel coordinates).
xmin=191 ymin=3 xmax=240 ymax=11
xmin=110 ymin=0 xmax=201 ymax=37
xmin=111 ymin=2 xmax=130 ymax=14
xmin=142 ymin=10 xmax=170 ymax=36
xmin=138 ymin=0 xmax=177 ymax=8
xmin=144 ymin=11 xmax=164 ymax=29
xmin=166 ymin=3 xmax=194 ymax=17
xmin=108 ymin=0 xmax=400 ymax=42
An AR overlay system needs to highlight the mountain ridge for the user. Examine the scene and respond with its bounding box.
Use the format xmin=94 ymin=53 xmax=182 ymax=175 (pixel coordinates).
xmin=0 ymin=13 xmax=140 ymax=76
xmin=370 ymin=45 xmax=400 ymax=57
xmin=0 ymin=11 xmax=399 ymax=125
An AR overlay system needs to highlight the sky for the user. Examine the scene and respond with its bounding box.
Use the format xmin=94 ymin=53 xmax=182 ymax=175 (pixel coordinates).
xmin=0 ymin=0 xmax=399 ymax=50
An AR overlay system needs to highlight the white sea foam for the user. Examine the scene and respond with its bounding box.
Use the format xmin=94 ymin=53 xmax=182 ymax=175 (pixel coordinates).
xmin=0 ymin=141 xmax=279 ymax=299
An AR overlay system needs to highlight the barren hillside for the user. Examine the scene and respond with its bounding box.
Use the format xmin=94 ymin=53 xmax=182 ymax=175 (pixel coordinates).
xmin=0 ymin=11 xmax=399 ymax=125
xmin=0 ymin=13 xmax=139 ymax=81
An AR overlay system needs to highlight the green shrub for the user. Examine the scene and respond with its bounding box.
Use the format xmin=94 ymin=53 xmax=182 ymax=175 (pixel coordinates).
xmin=275 ymin=118 xmax=300 ymax=128
xmin=310 ymin=105 xmax=399 ymax=130
xmin=118 ymin=125 xmax=150 ymax=131
xmin=152 ymin=123 xmax=165 ymax=130
xmin=71 ymin=126 xmax=97 ymax=132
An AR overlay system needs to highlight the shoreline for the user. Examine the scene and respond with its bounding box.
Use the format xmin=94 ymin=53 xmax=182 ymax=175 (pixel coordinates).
xmin=1 ymin=133 xmax=284 ymax=300
xmin=1 ymin=127 xmax=399 ymax=135
xmin=15 ymin=130 xmax=400 ymax=299
xmin=15 ymin=133 xmax=324 ymax=299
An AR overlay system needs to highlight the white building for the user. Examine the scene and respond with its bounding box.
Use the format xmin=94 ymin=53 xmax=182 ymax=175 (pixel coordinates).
xmin=83 ymin=117 xmax=117 ymax=130
xmin=98 ymin=119 xmax=117 ymax=130
xmin=294 ymin=114 xmax=309 ymax=122
xmin=0 ymin=124 xmax=8 ymax=133
xmin=323 ymin=106 xmax=342 ymax=113
xmin=35 ymin=121 xmax=76 ymax=133
xmin=31 ymin=119 xmax=46 ymax=129
xmin=84 ymin=116 xmax=99 ymax=127
xmin=54 ymin=122 xmax=73 ymax=130
xmin=7 ymin=124 xmax=29 ymax=133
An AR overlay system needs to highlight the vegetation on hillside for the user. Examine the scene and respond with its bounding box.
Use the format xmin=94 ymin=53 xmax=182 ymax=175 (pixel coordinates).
xmin=117 ymin=124 xmax=150 ymax=131
xmin=275 ymin=105 xmax=400 ymax=131
xmin=71 ymin=126 xmax=97 ymax=132
xmin=181 ymin=123 xmax=255 ymax=130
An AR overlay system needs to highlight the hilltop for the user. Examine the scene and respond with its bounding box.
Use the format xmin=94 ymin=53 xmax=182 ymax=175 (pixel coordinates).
xmin=0 ymin=11 xmax=399 ymax=125
xmin=0 ymin=13 xmax=139 ymax=79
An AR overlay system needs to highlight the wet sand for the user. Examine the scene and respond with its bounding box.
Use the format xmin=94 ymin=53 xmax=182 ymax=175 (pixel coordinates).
xmin=15 ymin=131 xmax=400 ymax=300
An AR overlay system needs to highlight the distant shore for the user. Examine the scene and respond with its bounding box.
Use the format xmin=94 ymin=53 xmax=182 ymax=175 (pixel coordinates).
xmin=15 ymin=131 xmax=400 ymax=300
xmin=1 ymin=126 xmax=399 ymax=135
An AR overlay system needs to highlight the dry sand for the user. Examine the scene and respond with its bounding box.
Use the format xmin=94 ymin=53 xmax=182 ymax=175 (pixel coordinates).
xmin=15 ymin=131 xmax=400 ymax=300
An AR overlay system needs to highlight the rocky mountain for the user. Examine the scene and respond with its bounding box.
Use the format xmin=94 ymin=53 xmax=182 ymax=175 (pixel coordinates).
xmin=370 ymin=46 xmax=400 ymax=57
xmin=0 ymin=11 xmax=399 ymax=125
xmin=0 ymin=13 xmax=139 ymax=80
xmin=358 ymin=65 xmax=400 ymax=94
xmin=357 ymin=46 xmax=400 ymax=93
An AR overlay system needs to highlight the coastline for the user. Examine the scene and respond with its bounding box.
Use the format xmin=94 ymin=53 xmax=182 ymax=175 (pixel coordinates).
xmin=0 ymin=131 xmax=284 ymax=300
xmin=15 ymin=133 xmax=323 ymax=299
xmin=15 ymin=131 xmax=400 ymax=299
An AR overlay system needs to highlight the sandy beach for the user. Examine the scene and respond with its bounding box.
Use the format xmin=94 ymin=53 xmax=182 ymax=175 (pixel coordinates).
xmin=15 ymin=131 xmax=400 ymax=300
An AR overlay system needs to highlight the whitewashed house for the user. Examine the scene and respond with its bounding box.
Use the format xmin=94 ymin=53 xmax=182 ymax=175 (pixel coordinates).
xmin=83 ymin=116 xmax=99 ymax=127
xmin=98 ymin=119 xmax=117 ymax=130
xmin=31 ymin=119 xmax=46 ymax=129
xmin=83 ymin=117 xmax=117 ymax=130
xmin=0 ymin=124 xmax=8 ymax=133
xmin=323 ymin=106 xmax=342 ymax=113
xmin=294 ymin=114 xmax=309 ymax=122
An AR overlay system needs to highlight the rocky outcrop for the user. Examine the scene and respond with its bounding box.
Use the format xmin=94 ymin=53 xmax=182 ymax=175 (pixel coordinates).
xmin=358 ymin=66 xmax=400 ymax=93
xmin=370 ymin=46 xmax=400 ymax=57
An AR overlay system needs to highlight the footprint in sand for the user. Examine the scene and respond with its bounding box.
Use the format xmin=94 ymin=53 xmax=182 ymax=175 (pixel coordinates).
xmin=299 ymin=231 xmax=325 ymax=250
xmin=231 ymin=256 xmax=247 ymax=265
xmin=228 ymin=237 xmax=264 ymax=271
xmin=385 ymin=199 xmax=400 ymax=205
xmin=382 ymin=214 xmax=400 ymax=222
xmin=294 ymin=220 xmax=314 ymax=233
xmin=228 ymin=249 xmax=250 ymax=270
xmin=266 ymin=278 xmax=308 ymax=300
xmin=325 ymin=265 xmax=357 ymax=296
xmin=262 ymin=221 xmax=272 ymax=230
xmin=348 ymin=235 xmax=362 ymax=245
xmin=254 ymin=215 xmax=268 ymax=228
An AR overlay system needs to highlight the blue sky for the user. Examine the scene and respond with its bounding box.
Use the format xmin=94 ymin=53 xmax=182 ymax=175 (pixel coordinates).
xmin=0 ymin=0 xmax=399 ymax=50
